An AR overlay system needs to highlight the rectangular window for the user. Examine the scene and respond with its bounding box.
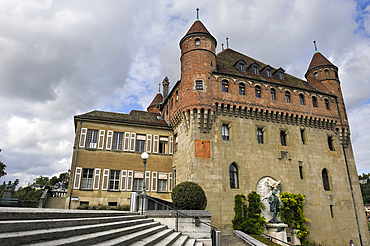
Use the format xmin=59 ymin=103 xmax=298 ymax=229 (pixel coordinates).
xmin=328 ymin=136 xmax=335 ymax=151
xmin=133 ymin=171 xmax=143 ymax=191
xmin=280 ymin=130 xmax=287 ymax=146
xmin=113 ymin=132 xmax=124 ymax=150
xmin=79 ymin=128 xmax=87 ymax=148
xmin=86 ymin=129 xmax=99 ymax=148
xmin=300 ymin=129 xmax=306 ymax=144
xmin=195 ymin=80 xmax=203 ymax=90
xmin=151 ymin=171 xmax=157 ymax=192
xmin=158 ymin=173 xmax=168 ymax=192
xmin=253 ymin=66 xmax=258 ymax=75
xmin=108 ymin=202 xmax=117 ymax=207
xmin=93 ymin=168 xmax=101 ymax=190
xmin=98 ymin=130 xmax=105 ymax=149
xmin=73 ymin=167 xmax=82 ymax=189
xmin=127 ymin=170 xmax=133 ymax=191
xmin=101 ymin=169 xmax=109 ymax=191
xmin=267 ymin=70 xmax=272 ymax=77
xmin=153 ymin=135 xmax=159 ymax=153
xmin=109 ymin=170 xmax=120 ymax=191
xmin=120 ymin=170 xmax=127 ymax=191
xmin=106 ymin=130 xmax=113 ymax=150
xmin=174 ymin=134 xmax=178 ymax=152
xmin=135 ymin=135 xmax=146 ymax=152
xmin=130 ymin=133 xmax=136 ymax=152
xmin=330 ymin=205 xmax=334 ymax=218
xmin=222 ymin=124 xmax=229 ymax=140
xmin=159 ymin=136 xmax=168 ymax=154
xmin=123 ymin=132 xmax=130 ymax=151
xmin=257 ymin=128 xmax=264 ymax=144
xmin=169 ymin=136 xmax=173 ymax=154
xmin=299 ymin=164 xmax=303 ymax=179
xmin=146 ymin=134 xmax=152 ymax=153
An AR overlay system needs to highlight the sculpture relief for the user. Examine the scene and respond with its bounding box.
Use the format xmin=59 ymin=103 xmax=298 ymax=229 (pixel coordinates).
xmin=256 ymin=177 xmax=282 ymax=223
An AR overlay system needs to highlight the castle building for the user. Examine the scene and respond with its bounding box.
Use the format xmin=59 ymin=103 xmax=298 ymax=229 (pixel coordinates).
xmin=68 ymin=16 xmax=369 ymax=245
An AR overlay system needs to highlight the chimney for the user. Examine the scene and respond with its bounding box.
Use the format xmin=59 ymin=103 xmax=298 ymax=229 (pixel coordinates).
xmin=162 ymin=77 xmax=170 ymax=101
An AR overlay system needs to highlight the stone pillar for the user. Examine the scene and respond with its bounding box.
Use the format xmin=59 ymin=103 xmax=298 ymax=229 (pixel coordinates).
xmin=266 ymin=223 xmax=288 ymax=246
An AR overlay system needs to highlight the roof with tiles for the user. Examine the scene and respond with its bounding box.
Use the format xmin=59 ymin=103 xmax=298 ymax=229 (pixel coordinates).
xmin=215 ymin=48 xmax=321 ymax=92
xmin=147 ymin=93 xmax=163 ymax=110
xmin=75 ymin=110 xmax=170 ymax=128
xmin=186 ymin=20 xmax=212 ymax=36
xmin=306 ymin=52 xmax=336 ymax=76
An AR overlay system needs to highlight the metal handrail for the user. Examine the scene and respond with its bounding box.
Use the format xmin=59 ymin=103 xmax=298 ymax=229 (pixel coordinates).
xmin=261 ymin=232 xmax=293 ymax=246
xmin=139 ymin=193 xmax=218 ymax=230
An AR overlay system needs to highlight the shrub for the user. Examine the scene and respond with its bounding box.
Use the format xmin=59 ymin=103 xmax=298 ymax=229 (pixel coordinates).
xmin=171 ymin=181 xmax=207 ymax=210
xmin=76 ymin=204 xmax=130 ymax=211
xmin=232 ymin=194 xmax=247 ymax=231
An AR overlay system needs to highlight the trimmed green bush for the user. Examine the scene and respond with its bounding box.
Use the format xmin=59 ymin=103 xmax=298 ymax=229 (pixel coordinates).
xmin=232 ymin=194 xmax=247 ymax=231
xmin=171 ymin=181 xmax=207 ymax=210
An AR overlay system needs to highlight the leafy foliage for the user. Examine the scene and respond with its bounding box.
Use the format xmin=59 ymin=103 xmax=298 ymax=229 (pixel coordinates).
xmin=76 ymin=204 xmax=130 ymax=211
xmin=0 ymin=161 xmax=6 ymax=178
xmin=171 ymin=181 xmax=207 ymax=210
xmin=232 ymin=192 xmax=266 ymax=234
xmin=280 ymin=192 xmax=310 ymax=241
xmin=358 ymin=173 xmax=370 ymax=180
xmin=13 ymin=186 xmax=43 ymax=201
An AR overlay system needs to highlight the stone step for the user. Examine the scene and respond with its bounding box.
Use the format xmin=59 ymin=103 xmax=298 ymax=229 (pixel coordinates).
xmin=194 ymin=242 xmax=203 ymax=246
xmin=0 ymin=215 xmax=147 ymax=232
xmin=0 ymin=219 xmax=157 ymax=246
xmin=170 ymin=235 xmax=189 ymax=246
xmin=130 ymin=228 xmax=174 ymax=245
xmin=90 ymin=224 xmax=167 ymax=246
xmin=0 ymin=207 xmax=139 ymax=220
xmin=27 ymin=222 xmax=162 ymax=246
xmin=43 ymin=197 xmax=66 ymax=209
xmin=184 ymin=238 xmax=196 ymax=246
xmin=153 ymin=231 xmax=181 ymax=246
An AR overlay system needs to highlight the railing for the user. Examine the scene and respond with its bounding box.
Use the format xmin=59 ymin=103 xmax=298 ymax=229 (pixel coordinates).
xmin=136 ymin=193 xmax=221 ymax=246
xmin=51 ymin=191 xmax=67 ymax=197
xmin=261 ymin=233 xmax=293 ymax=246
xmin=38 ymin=189 xmax=51 ymax=208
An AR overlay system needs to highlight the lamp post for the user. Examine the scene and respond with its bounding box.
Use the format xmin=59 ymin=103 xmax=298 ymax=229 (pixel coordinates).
xmin=141 ymin=152 xmax=149 ymax=195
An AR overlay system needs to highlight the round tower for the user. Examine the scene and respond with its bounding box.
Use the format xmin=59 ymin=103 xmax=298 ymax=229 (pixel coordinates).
xmin=305 ymin=46 xmax=348 ymax=128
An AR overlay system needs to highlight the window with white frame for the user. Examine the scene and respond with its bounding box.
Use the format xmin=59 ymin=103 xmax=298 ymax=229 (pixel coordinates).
xmin=109 ymin=170 xmax=120 ymax=191
xmin=158 ymin=173 xmax=168 ymax=192
xmin=135 ymin=135 xmax=146 ymax=152
xmin=133 ymin=171 xmax=143 ymax=191
xmin=81 ymin=168 xmax=94 ymax=189
xmin=159 ymin=137 xmax=168 ymax=154
xmin=113 ymin=132 xmax=124 ymax=150
xmin=86 ymin=129 xmax=99 ymax=148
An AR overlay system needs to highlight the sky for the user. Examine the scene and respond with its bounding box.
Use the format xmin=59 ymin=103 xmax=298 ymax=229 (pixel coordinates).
xmin=0 ymin=0 xmax=370 ymax=186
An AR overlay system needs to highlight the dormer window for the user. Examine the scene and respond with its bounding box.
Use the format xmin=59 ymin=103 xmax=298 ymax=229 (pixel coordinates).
xmin=261 ymin=65 xmax=273 ymax=78
xmin=253 ymin=66 xmax=259 ymax=75
xmin=273 ymin=67 xmax=285 ymax=80
xmin=195 ymin=38 xmax=200 ymax=46
xmin=234 ymin=60 xmax=246 ymax=72
xmin=279 ymin=72 xmax=284 ymax=80
xmin=267 ymin=70 xmax=272 ymax=77
xmin=248 ymin=62 xmax=260 ymax=75
xmin=239 ymin=64 xmax=245 ymax=72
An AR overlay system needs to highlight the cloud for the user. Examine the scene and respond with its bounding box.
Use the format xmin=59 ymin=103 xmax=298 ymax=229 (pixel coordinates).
xmin=0 ymin=0 xmax=369 ymax=186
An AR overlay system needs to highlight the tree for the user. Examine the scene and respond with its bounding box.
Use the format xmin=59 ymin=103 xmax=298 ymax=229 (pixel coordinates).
xmin=49 ymin=176 xmax=59 ymax=186
xmin=0 ymin=161 xmax=6 ymax=178
xmin=34 ymin=176 xmax=49 ymax=185
xmin=359 ymin=173 xmax=370 ymax=180
xmin=360 ymin=182 xmax=370 ymax=204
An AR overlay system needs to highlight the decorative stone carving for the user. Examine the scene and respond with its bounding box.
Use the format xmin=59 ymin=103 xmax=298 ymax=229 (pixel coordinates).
xmin=256 ymin=177 xmax=282 ymax=223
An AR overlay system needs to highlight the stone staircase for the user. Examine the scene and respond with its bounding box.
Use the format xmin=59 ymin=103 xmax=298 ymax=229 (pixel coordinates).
xmin=43 ymin=197 xmax=66 ymax=209
xmin=0 ymin=207 xmax=204 ymax=246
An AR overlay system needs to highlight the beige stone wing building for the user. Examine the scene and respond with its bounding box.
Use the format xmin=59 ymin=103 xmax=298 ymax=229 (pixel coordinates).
xmin=68 ymin=17 xmax=370 ymax=246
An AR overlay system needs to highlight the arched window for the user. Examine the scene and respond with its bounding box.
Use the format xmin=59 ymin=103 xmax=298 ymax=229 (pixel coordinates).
xmin=175 ymin=90 xmax=178 ymax=101
xmin=324 ymin=99 xmax=329 ymax=110
xmin=271 ymin=88 xmax=276 ymax=100
xmin=322 ymin=169 xmax=330 ymax=191
xmin=299 ymin=94 xmax=305 ymax=105
xmin=285 ymin=91 xmax=291 ymax=103
xmin=255 ymin=85 xmax=261 ymax=98
xmin=239 ymin=83 xmax=245 ymax=95
xmin=325 ymin=70 xmax=330 ymax=77
xmin=314 ymin=72 xmax=318 ymax=78
xmin=229 ymin=163 xmax=239 ymax=189
xmin=222 ymin=80 xmax=229 ymax=92
xmin=312 ymin=96 xmax=317 ymax=107
xmin=195 ymin=38 xmax=200 ymax=46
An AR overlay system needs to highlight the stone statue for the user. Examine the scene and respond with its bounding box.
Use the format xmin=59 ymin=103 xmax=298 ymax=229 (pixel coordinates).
xmin=268 ymin=190 xmax=283 ymax=223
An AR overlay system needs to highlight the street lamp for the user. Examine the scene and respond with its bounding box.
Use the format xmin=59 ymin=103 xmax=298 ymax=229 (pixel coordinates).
xmin=141 ymin=152 xmax=149 ymax=195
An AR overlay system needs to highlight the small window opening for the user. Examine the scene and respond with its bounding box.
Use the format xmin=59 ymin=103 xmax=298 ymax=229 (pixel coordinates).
xmin=314 ymin=72 xmax=318 ymax=78
xmin=108 ymin=202 xmax=117 ymax=206
xmin=325 ymin=70 xmax=330 ymax=77
xmin=300 ymin=129 xmax=306 ymax=144
xmin=229 ymin=163 xmax=239 ymax=189
xmin=325 ymin=99 xmax=329 ymax=110
xmin=239 ymin=83 xmax=245 ymax=95
xmin=285 ymin=91 xmax=291 ymax=103
xmin=222 ymin=124 xmax=229 ymax=140
xmin=312 ymin=96 xmax=317 ymax=107
xmin=280 ymin=130 xmax=287 ymax=146
xmin=330 ymin=205 xmax=334 ymax=218
xmin=174 ymin=133 xmax=178 ymax=152
xmin=257 ymin=128 xmax=264 ymax=144
xmin=176 ymin=90 xmax=178 ymax=101
xmin=80 ymin=201 xmax=89 ymax=206
xmin=334 ymin=71 xmax=338 ymax=79
xmin=255 ymin=85 xmax=261 ymax=98
xmin=328 ymin=136 xmax=335 ymax=151
xmin=271 ymin=88 xmax=276 ymax=100
xmin=195 ymin=38 xmax=200 ymax=46
xmin=195 ymin=80 xmax=203 ymax=90
xmin=299 ymin=94 xmax=305 ymax=105
xmin=222 ymin=80 xmax=229 ymax=92
xmin=299 ymin=164 xmax=303 ymax=179
xmin=322 ymin=169 xmax=330 ymax=191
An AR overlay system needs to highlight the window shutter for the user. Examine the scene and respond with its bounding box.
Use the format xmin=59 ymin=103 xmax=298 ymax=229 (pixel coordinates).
xmin=73 ymin=167 xmax=82 ymax=189
xmin=146 ymin=134 xmax=152 ymax=153
xmin=151 ymin=171 xmax=157 ymax=192
xmin=106 ymin=130 xmax=113 ymax=150
xmin=168 ymin=172 xmax=173 ymax=192
xmin=153 ymin=135 xmax=159 ymax=153
xmin=130 ymin=133 xmax=136 ymax=152
xmin=93 ymin=168 xmax=101 ymax=190
xmin=124 ymin=132 xmax=130 ymax=151
xmin=102 ymin=169 xmax=109 ymax=191
xmin=121 ymin=170 xmax=127 ymax=191
xmin=145 ymin=171 xmax=150 ymax=192
xmin=127 ymin=170 xmax=133 ymax=191
xmin=98 ymin=130 xmax=105 ymax=149
xmin=169 ymin=136 xmax=173 ymax=154
xmin=79 ymin=128 xmax=87 ymax=148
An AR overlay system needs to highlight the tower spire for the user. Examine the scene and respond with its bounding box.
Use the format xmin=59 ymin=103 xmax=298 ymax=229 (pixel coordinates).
xmin=226 ymin=37 xmax=229 ymax=49
xmin=313 ymin=40 xmax=318 ymax=53
xmin=196 ymin=8 xmax=199 ymax=20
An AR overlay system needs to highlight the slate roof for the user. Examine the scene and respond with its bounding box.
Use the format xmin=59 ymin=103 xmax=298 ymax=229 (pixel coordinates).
xmin=215 ymin=48 xmax=321 ymax=92
xmin=181 ymin=20 xmax=216 ymax=45
xmin=305 ymin=52 xmax=336 ymax=76
xmin=75 ymin=110 xmax=170 ymax=128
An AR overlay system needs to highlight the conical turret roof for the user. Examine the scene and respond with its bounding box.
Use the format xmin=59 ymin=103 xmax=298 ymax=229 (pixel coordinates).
xmin=180 ymin=20 xmax=216 ymax=46
xmin=305 ymin=52 xmax=336 ymax=78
